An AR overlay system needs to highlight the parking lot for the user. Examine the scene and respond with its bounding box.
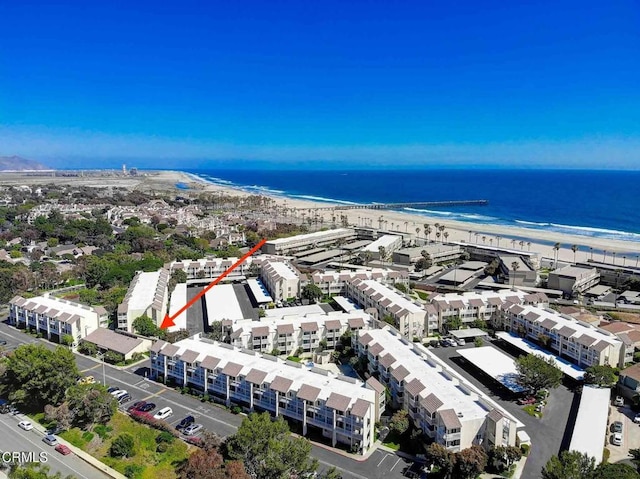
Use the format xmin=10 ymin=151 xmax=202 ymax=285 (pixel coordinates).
xmin=608 ymin=402 xmax=640 ymax=465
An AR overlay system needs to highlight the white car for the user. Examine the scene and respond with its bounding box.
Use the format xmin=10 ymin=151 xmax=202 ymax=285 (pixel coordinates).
xmin=112 ymin=390 xmax=129 ymax=399
xmin=153 ymin=407 xmax=173 ymax=420
xmin=614 ymin=396 xmax=624 ymax=407
xmin=183 ymin=423 xmax=203 ymax=436
xmin=633 ymin=414 xmax=640 ymax=424
xmin=612 ymin=432 xmax=623 ymax=446
xmin=18 ymin=420 xmax=33 ymax=431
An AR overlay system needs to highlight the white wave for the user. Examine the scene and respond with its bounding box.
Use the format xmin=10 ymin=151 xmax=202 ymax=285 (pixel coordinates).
xmin=549 ymin=223 xmax=640 ymax=239
xmin=404 ymin=208 xmax=453 ymax=216
xmin=291 ymin=194 xmax=360 ymax=205
xmin=515 ymin=219 xmax=550 ymax=227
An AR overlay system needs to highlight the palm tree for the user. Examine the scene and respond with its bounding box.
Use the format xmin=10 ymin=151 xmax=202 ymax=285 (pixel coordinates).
xmin=511 ymin=239 xmax=516 ymax=248
xmin=468 ymin=230 xmax=473 ymax=242
xmin=404 ymin=221 xmax=408 ymax=233
xmin=482 ymin=235 xmax=486 ymax=244
xmin=527 ymin=242 xmax=531 ymax=252
xmin=623 ymin=255 xmax=627 ymax=266
xmin=415 ymin=227 xmax=421 ymax=242
xmin=475 ymin=233 xmax=480 ymax=244
xmin=603 ymin=250 xmax=608 ymax=262
xmin=436 ymin=231 xmax=441 ymax=243
xmin=496 ymin=236 xmax=501 ymax=248
xmin=612 ymin=251 xmax=617 ymax=265
xmin=425 ymin=225 xmax=432 ymax=242
xmin=553 ymin=242 xmax=561 ymax=268
xmin=378 ymin=215 xmax=384 ymax=230
xmin=571 ymin=244 xmax=578 ymax=264
xmin=589 ymin=247 xmax=593 ymax=260
xmin=378 ymin=246 xmax=386 ymax=266
xmin=489 ymin=238 xmax=493 ymax=246
xmin=519 ymin=240 xmax=524 ymax=250
xmin=443 ymin=231 xmax=449 ymax=243
xmin=511 ymin=261 xmax=520 ymax=290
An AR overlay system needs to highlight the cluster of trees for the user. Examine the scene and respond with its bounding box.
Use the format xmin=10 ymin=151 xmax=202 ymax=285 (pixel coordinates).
xmin=542 ymin=450 xmax=639 ymax=479
xmin=2 ymin=463 xmax=74 ymax=479
xmin=424 ymin=443 xmax=488 ymax=479
xmin=0 ymin=344 xmax=117 ymax=429
xmin=177 ymin=412 xmax=341 ymax=479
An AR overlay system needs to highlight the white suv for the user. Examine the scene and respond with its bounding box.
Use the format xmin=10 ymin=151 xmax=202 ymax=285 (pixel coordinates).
xmin=153 ymin=407 xmax=173 ymax=420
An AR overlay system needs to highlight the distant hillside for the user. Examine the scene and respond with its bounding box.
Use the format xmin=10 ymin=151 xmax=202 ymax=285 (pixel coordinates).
xmin=0 ymin=156 xmax=51 ymax=171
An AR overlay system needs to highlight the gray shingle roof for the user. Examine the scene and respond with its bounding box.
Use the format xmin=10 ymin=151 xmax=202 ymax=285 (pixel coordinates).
xmin=297 ymin=384 xmax=322 ymax=402
xmin=326 ymin=392 xmax=351 ymax=412
xmin=270 ymin=375 xmax=294 ymax=393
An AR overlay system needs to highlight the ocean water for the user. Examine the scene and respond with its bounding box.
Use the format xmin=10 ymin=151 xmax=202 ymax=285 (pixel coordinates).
xmin=184 ymin=168 xmax=640 ymax=244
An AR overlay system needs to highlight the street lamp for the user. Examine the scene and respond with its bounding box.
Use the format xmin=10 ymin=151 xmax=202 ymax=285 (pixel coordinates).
xmin=96 ymin=351 xmax=106 ymax=386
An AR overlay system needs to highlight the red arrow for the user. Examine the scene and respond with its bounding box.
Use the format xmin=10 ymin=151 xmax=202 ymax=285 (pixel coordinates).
xmin=160 ymin=238 xmax=267 ymax=330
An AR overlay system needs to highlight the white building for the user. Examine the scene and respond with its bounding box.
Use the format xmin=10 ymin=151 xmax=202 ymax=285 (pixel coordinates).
xmin=260 ymin=261 xmax=302 ymax=302
xmin=361 ymin=235 xmax=403 ymax=260
xmin=355 ymin=328 xmax=523 ymax=452
xmin=9 ymin=293 xmax=108 ymax=346
xmin=117 ymin=269 xmax=169 ymax=332
xmin=548 ymin=266 xmax=600 ymax=296
xmin=262 ymin=229 xmax=356 ymax=255
xmin=150 ymin=334 xmax=381 ymax=454
xmin=430 ymin=290 xmax=549 ymax=332
xmin=223 ymin=310 xmax=370 ymax=355
xmin=309 ymin=268 xmax=409 ymax=297
xmin=345 ymin=279 xmax=429 ymax=338
xmin=498 ymin=303 xmax=626 ymax=368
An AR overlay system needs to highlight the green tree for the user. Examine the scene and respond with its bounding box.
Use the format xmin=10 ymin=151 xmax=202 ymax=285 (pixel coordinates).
xmin=425 ymin=443 xmax=454 ymax=478
xmin=206 ymin=321 xmax=224 ymax=341
xmin=61 ymin=334 xmax=74 ymax=347
xmin=541 ymin=450 xmax=595 ymax=479
xmin=515 ymin=354 xmax=563 ymax=395
xmin=1 ymin=344 xmax=79 ymax=410
xmin=110 ymin=433 xmax=135 ymax=458
xmin=454 ymin=445 xmax=488 ymax=479
xmin=389 ymin=409 xmax=410 ymax=435
xmin=301 ymin=283 xmax=323 ymax=303
xmin=66 ymin=384 xmax=118 ymax=429
xmin=225 ymin=412 xmax=318 ymax=479
xmin=8 ymin=463 xmax=69 ymax=479
xmin=319 ymin=467 xmax=343 ymax=479
xmin=591 ymin=463 xmax=640 ymax=479
xmin=583 ymin=365 xmax=617 ymax=388
xmin=132 ymin=314 xmax=159 ymax=337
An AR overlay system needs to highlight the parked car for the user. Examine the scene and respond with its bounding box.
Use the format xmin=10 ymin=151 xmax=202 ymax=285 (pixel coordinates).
xmin=118 ymin=394 xmax=131 ymax=404
xmin=77 ymin=376 xmax=95 ymax=385
xmin=429 ymin=340 xmax=440 ymax=348
xmin=153 ymin=407 xmax=173 ymax=420
xmin=42 ymin=434 xmax=58 ymax=446
xmin=633 ymin=414 xmax=640 ymax=424
xmin=612 ymin=432 xmax=623 ymax=446
xmin=112 ymin=390 xmax=129 ymax=399
xmin=55 ymin=444 xmax=72 ymax=455
xmin=18 ymin=420 xmax=33 ymax=431
xmin=177 ymin=415 xmax=195 ymax=430
xmin=0 ymin=340 xmax=7 ymax=346
xmin=46 ymin=426 xmax=64 ymax=435
xmin=517 ymin=396 xmax=536 ymax=405
xmin=612 ymin=421 xmax=623 ymax=433
xmin=139 ymin=403 xmax=156 ymax=412
xmin=614 ymin=396 xmax=624 ymax=406
xmin=439 ymin=339 xmax=449 ymax=347
xmin=183 ymin=423 xmax=203 ymax=436
xmin=107 ymin=386 xmax=120 ymax=393
xmin=129 ymin=401 xmax=146 ymax=412
xmin=455 ymin=338 xmax=465 ymax=346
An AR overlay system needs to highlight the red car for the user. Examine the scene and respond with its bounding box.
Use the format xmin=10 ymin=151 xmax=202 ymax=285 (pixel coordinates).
xmin=517 ymin=396 xmax=536 ymax=405
xmin=55 ymin=444 xmax=72 ymax=456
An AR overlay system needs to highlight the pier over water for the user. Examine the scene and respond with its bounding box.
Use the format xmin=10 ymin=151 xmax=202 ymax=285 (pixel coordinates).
xmin=296 ymin=200 xmax=489 ymax=211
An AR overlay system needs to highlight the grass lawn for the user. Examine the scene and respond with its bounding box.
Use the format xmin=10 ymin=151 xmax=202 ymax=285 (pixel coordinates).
xmin=522 ymin=404 xmax=542 ymax=418
xmin=286 ymin=356 xmax=302 ymax=363
xmin=61 ymin=412 xmax=190 ymax=479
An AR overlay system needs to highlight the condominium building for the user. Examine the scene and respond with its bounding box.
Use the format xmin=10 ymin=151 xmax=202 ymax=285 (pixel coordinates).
xmin=223 ymin=310 xmax=370 ymax=355
xmin=498 ymin=255 xmax=537 ymax=287
xmin=392 ymin=244 xmax=463 ymax=266
xmin=117 ymin=269 xmax=169 ymax=332
xmin=345 ymin=279 xmax=429 ymax=338
xmin=498 ymin=303 xmax=626 ymax=368
xmin=9 ymin=293 xmax=108 ymax=346
xmin=167 ymin=257 xmax=257 ymax=280
xmin=430 ymin=290 xmax=549 ymax=331
xmin=361 ymin=235 xmax=403 ymax=260
xmin=355 ymin=328 xmax=522 ymax=452
xmin=309 ymin=268 xmax=409 ymax=297
xmin=263 ymin=228 xmax=356 ymax=255
xmin=548 ymin=266 xmax=600 ymax=296
xmin=150 ymin=334 xmax=380 ymax=453
xmin=260 ymin=261 xmax=302 ymax=302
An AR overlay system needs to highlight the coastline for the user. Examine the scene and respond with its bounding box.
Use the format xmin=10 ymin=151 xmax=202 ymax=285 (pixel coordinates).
xmin=2 ymin=168 xmax=639 ymax=264
xmin=173 ymin=170 xmax=640 ymax=264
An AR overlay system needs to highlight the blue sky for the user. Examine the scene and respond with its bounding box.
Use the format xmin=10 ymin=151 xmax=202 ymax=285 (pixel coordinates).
xmin=1 ymin=0 xmax=639 ymax=169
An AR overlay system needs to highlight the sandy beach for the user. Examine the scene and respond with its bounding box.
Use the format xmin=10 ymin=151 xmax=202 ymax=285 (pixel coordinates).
xmin=169 ymin=171 xmax=640 ymax=265
xmin=3 ymin=169 xmax=639 ymax=265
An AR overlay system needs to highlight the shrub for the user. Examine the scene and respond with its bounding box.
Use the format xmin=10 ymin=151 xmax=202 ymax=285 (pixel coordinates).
xmin=94 ymin=424 xmax=112 ymax=440
xmin=520 ymin=444 xmax=530 ymax=456
xmin=603 ymin=447 xmax=610 ymax=463
xmin=128 ymin=410 xmax=179 ymax=437
xmin=156 ymin=431 xmax=175 ymax=444
xmin=82 ymin=431 xmax=94 ymax=443
xmin=201 ymin=393 xmax=210 ymax=402
xmin=110 ymin=433 xmax=135 ymax=458
xmin=231 ymin=405 xmax=242 ymax=415
xmin=124 ymin=464 xmax=145 ymax=479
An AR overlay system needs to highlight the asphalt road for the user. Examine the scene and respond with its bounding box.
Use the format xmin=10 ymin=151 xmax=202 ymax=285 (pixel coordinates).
xmin=0 ymin=412 xmax=111 ymax=479
xmin=0 ymin=322 xmax=420 ymax=479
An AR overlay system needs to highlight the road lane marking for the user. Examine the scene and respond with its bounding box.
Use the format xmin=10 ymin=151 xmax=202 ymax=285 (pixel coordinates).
xmin=80 ymin=364 xmax=100 ymax=373
xmin=377 ymin=453 xmax=391 ymax=467
xmin=390 ymin=458 xmax=402 ymax=471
